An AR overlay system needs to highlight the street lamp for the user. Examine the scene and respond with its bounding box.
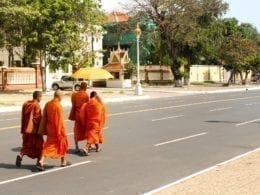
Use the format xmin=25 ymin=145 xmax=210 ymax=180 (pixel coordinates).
xmin=134 ymin=24 xmax=143 ymax=95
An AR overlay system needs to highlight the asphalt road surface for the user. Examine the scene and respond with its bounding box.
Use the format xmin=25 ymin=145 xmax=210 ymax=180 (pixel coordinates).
xmin=0 ymin=90 xmax=260 ymax=195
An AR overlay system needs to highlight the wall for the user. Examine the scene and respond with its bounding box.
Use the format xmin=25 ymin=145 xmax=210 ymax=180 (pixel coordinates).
xmin=0 ymin=67 xmax=41 ymax=90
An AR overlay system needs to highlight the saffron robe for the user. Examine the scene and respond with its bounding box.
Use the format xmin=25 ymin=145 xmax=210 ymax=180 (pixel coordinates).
xmin=98 ymin=101 xmax=107 ymax=144
xmin=40 ymin=98 xmax=68 ymax=159
xmin=81 ymin=99 xmax=102 ymax=144
xmin=68 ymin=90 xmax=89 ymax=141
xmin=20 ymin=100 xmax=43 ymax=159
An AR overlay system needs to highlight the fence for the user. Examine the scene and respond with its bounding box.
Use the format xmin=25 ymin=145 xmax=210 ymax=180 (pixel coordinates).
xmin=0 ymin=66 xmax=41 ymax=90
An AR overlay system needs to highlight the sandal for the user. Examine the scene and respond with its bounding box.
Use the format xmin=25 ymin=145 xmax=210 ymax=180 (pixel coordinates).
xmin=79 ymin=148 xmax=90 ymax=156
xmin=61 ymin=161 xmax=72 ymax=167
xmin=96 ymin=147 xmax=102 ymax=152
xmin=36 ymin=162 xmax=45 ymax=171
xmin=15 ymin=155 xmax=22 ymax=167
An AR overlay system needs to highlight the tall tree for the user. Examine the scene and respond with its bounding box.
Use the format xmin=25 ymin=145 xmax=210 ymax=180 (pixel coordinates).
xmin=219 ymin=18 xmax=259 ymax=84
xmin=0 ymin=0 xmax=105 ymax=91
xmin=127 ymin=0 xmax=228 ymax=86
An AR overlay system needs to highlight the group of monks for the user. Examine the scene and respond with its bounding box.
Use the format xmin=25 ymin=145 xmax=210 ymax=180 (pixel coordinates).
xmin=16 ymin=82 xmax=106 ymax=171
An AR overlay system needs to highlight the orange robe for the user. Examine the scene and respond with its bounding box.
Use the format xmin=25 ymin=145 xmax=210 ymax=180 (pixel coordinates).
xmin=40 ymin=98 xmax=68 ymax=159
xmin=69 ymin=90 xmax=89 ymax=141
xmin=98 ymin=101 xmax=107 ymax=144
xmin=81 ymin=99 xmax=102 ymax=144
xmin=20 ymin=100 xmax=43 ymax=159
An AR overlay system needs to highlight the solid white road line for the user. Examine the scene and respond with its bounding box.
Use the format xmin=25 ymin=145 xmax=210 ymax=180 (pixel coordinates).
xmin=144 ymin=147 xmax=260 ymax=195
xmin=110 ymin=95 xmax=260 ymax=117
xmin=0 ymin=125 xmax=20 ymax=131
xmin=210 ymin=107 xmax=232 ymax=112
xmin=0 ymin=118 xmax=19 ymax=122
xmin=154 ymin=132 xmax=208 ymax=147
xmin=0 ymin=160 xmax=92 ymax=185
xmin=236 ymin=118 xmax=260 ymax=126
xmin=152 ymin=115 xmax=183 ymax=122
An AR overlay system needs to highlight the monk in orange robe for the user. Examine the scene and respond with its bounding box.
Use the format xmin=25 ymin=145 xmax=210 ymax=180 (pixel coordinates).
xmin=16 ymin=91 xmax=44 ymax=167
xmin=80 ymin=91 xmax=103 ymax=155
xmin=37 ymin=90 xmax=70 ymax=171
xmin=69 ymin=82 xmax=89 ymax=153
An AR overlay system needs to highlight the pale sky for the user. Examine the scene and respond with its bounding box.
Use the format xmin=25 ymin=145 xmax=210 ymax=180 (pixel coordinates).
xmin=101 ymin=0 xmax=260 ymax=31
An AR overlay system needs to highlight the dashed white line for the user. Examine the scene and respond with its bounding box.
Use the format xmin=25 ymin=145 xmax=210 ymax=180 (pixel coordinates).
xmin=152 ymin=115 xmax=183 ymax=122
xmin=154 ymin=132 xmax=208 ymax=147
xmin=245 ymin=102 xmax=260 ymax=106
xmin=0 ymin=160 xmax=92 ymax=185
xmin=236 ymin=118 xmax=260 ymax=126
xmin=210 ymin=107 xmax=232 ymax=112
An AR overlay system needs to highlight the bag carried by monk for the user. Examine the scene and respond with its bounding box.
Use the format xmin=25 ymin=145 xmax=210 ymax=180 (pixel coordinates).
xmin=38 ymin=107 xmax=47 ymax=135
xmin=24 ymin=110 xmax=38 ymax=134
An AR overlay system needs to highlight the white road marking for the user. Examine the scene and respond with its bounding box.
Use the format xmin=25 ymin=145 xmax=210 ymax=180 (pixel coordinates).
xmin=236 ymin=118 xmax=260 ymax=126
xmin=0 ymin=118 xmax=19 ymax=122
xmin=125 ymin=104 xmax=147 ymax=108
xmin=0 ymin=125 xmax=20 ymax=131
xmin=245 ymin=102 xmax=260 ymax=106
xmin=0 ymin=160 xmax=92 ymax=185
xmin=154 ymin=132 xmax=208 ymax=147
xmin=210 ymin=107 xmax=232 ymax=112
xmin=110 ymin=95 xmax=260 ymax=117
xmin=0 ymin=119 xmax=71 ymax=132
xmin=152 ymin=115 xmax=183 ymax=122
xmin=144 ymin=148 xmax=260 ymax=195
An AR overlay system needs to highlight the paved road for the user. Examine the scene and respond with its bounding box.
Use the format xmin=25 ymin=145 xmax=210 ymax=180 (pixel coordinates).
xmin=1 ymin=90 xmax=260 ymax=195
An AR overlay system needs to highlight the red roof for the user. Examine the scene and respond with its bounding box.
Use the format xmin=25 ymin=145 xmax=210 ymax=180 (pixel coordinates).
xmin=107 ymin=11 xmax=129 ymax=23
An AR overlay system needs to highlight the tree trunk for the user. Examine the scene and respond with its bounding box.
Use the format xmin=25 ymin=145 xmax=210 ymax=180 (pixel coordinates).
xmin=239 ymin=71 xmax=245 ymax=85
xmin=171 ymin=65 xmax=182 ymax=87
xmin=228 ymin=69 xmax=235 ymax=85
xmin=40 ymin=51 xmax=47 ymax=92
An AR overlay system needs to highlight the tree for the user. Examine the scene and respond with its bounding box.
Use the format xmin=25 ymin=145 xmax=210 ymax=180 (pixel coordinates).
xmin=218 ymin=18 xmax=259 ymax=84
xmin=126 ymin=0 xmax=228 ymax=86
xmin=0 ymin=0 xmax=105 ymax=91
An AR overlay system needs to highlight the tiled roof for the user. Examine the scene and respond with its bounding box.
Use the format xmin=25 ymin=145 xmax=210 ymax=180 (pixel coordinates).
xmin=107 ymin=11 xmax=129 ymax=23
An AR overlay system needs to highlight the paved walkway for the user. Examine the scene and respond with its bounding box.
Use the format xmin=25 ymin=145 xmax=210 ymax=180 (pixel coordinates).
xmin=1 ymin=84 xmax=260 ymax=194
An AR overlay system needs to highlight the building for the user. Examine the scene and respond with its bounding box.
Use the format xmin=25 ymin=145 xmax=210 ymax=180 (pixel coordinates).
xmin=0 ymin=46 xmax=23 ymax=67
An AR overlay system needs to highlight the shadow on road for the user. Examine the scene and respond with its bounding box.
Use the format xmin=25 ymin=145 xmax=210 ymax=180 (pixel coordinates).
xmin=0 ymin=163 xmax=55 ymax=172
xmin=11 ymin=147 xmax=21 ymax=152
xmin=205 ymin=120 xmax=239 ymax=124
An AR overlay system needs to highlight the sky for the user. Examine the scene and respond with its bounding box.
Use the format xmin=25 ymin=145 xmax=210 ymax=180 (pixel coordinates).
xmin=100 ymin=0 xmax=260 ymax=31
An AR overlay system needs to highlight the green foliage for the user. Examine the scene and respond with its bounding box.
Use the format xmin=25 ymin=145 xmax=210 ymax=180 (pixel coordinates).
xmin=128 ymin=0 xmax=228 ymax=86
xmin=125 ymin=61 xmax=137 ymax=77
xmin=0 ymin=0 xmax=105 ymax=69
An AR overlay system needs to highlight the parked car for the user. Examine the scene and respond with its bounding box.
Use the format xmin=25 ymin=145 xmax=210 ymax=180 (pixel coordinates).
xmin=51 ymin=75 xmax=85 ymax=90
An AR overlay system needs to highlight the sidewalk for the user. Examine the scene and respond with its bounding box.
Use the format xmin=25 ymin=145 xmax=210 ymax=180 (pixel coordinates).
xmin=150 ymin=148 xmax=260 ymax=195
xmin=1 ymin=85 xmax=260 ymax=194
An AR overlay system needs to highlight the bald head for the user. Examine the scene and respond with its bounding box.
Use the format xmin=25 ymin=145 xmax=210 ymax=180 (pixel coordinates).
xmin=90 ymin=91 xmax=98 ymax=99
xmin=54 ymin=89 xmax=63 ymax=101
xmin=33 ymin=91 xmax=42 ymax=102
xmin=80 ymin=82 xmax=88 ymax=91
